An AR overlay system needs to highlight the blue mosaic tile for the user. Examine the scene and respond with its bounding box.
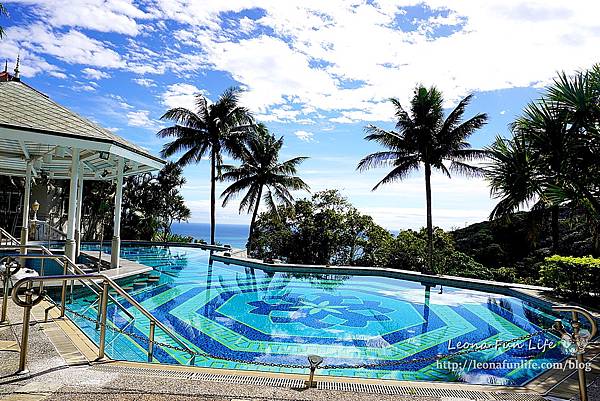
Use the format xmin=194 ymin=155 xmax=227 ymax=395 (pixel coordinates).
xmin=64 ymin=244 xmax=570 ymax=385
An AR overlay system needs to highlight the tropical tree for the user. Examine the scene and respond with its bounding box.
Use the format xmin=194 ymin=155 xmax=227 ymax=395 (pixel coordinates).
xmin=544 ymin=65 xmax=600 ymax=249
xmin=357 ymin=85 xmax=488 ymax=272
xmin=487 ymin=65 xmax=600 ymax=252
xmin=220 ymin=124 xmax=310 ymax=249
xmin=510 ymin=101 xmax=571 ymax=251
xmin=154 ymin=163 xmax=191 ymax=242
xmin=0 ymin=3 xmax=8 ymax=39
xmin=158 ymin=87 xmax=254 ymax=244
xmin=486 ymin=135 xmax=541 ymax=220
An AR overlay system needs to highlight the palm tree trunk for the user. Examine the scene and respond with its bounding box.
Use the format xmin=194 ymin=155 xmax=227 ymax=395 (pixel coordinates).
xmin=210 ymin=148 xmax=216 ymax=245
xmin=248 ymin=185 xmax=263 ymax=251
xmin=551 ymin=205 xmax=559 ymax=253
xmin=424 ymin=163 xmax=433 ymax=274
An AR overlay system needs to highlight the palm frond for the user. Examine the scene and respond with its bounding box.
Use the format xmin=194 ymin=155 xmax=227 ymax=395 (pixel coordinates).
xmin=372 ymin=160 xmax=420 ymax=190
xmin=356 ymin=151 xmax=404 ymax=171
xmin=449 ymin=161 xmax=484 ymax=177
xmin=160 ymin=108 xmax=206 ymax=130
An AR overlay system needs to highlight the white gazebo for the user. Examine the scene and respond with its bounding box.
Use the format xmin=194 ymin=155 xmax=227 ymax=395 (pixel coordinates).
xmin=0 ymin=66 xmax=164 ymax=267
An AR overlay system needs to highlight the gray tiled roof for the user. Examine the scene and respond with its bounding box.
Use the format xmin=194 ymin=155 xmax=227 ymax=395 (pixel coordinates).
xmin=0 ymin=80 xmax=161 ymax=163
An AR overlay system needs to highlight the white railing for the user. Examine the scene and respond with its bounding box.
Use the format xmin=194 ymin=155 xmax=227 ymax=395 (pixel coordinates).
xmin=29 ymin=220 xmax=66 ymax=242
xmin=0 ymin=226 xmax=19 ymax=246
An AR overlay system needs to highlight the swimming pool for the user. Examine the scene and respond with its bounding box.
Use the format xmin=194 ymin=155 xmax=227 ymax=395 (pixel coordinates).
xmin=63 ymin=245 xmax=568 ymax=385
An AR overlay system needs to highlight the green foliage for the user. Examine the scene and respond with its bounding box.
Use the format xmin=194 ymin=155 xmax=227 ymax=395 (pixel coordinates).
xmin=386 ymin=228 xmax=490 ymax=278
xmin=252 ymin=190 xmax=393 ymax=266
xmin=357 ymin=85 xmax=488 ymax=271
xmin=80 ymin=163 xmax=190 ymax=242
xmin=220 ymin=123 xmax=309 ymax=249
xmin=252 ymin=189 xmax=487 ymax=278
xmin=539 ymin=255 xmax=600 ymax=300
xmin=121 ymin=162 xmax=190 ymax=241
xmin=158 ymin=86 xmax=254 ymax=244
xmin=151 ymin=231 xmax=194 ymax=243
xmin=485 ymin=64 xmax=600 ymax=252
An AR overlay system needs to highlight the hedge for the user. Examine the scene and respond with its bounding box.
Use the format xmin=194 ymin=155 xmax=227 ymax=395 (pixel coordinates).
xmin=539 ymin=255 xmax=600 ymax=299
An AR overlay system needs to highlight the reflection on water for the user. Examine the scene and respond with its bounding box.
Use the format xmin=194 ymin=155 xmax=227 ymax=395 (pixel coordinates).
xmin=70 ymin=244 xmax=568 ymax=386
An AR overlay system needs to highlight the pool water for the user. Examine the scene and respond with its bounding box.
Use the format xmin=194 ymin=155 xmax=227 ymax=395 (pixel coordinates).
xmin=64 ymin=245 xmax=568 ymax=385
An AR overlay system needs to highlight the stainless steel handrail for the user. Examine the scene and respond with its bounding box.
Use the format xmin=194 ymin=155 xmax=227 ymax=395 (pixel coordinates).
xmin=0 ymin=245 xmax=134 ymax=321
xmin=552 ymin=305 xmax=598 ymax=401
xmin=0 ymin=227 xmax=19 ymax=246
xmin=11 ymin=273 xmax=196 ymax=373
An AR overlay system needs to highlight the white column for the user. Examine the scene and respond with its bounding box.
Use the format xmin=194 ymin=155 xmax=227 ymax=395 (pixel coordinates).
xmin=75 ymin=170 xmax=84 ymax=258
xmin=64 ymin=148 xmax=80 ymax=262
xmin=20 ymin=161 xmax=33 ymax=255
xmin=111 ymin=157 xmax=124 ymax=269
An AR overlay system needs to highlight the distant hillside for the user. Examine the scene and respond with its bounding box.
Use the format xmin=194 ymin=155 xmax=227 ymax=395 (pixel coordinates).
xmin=451 ymin=209 xmax=597 ymax=283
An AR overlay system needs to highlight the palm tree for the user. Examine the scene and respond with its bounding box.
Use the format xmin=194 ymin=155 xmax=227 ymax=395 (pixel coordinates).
xmin=486 ymin=135 xmax=542 ymax=219
xmin=509 ymin=100 xmax=572 ymax=251
xmin=357 ymin=86 xmax=488 ymax=272
xmin=0 ymin=3 xmax=8 ymax=39
xmin=158 ymin=87 xmax=253 ymax=245
xmin=220 ymin=124 xmax=310 ymax=250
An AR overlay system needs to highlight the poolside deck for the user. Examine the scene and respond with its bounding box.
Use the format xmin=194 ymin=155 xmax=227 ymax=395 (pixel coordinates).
xmin=79 ymin=250 xmax=152 ymax=280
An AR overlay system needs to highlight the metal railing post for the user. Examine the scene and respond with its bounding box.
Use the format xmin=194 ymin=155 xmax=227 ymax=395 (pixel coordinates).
xmin=148 ymin=321 xmax=155 ymax=362
xmin=97 ymin=279 xmax=109 ymax=360
xmin=1 ymin=262 xmax=11 ymax=323
xmin=571 ymin=311 xmax=588 ymax=401
xmin=9 ymin=269 xmax=196 ymax=366
xmin=552 ymin=305 xmax=598 ymax=401
xmin=60 ymin=261 xmax=67 ymax=318
xmin=16 ymin=281 xmax=33 ymax=374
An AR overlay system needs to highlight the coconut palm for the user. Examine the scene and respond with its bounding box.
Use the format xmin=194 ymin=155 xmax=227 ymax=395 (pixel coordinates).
xmin=158 ymin=87 xmax=253 ymax=245
xmin=0 ymin=3 xmax=7 ymax=39
xmin=486 ymin=135 xmax=542 ymax=219
xmin=544 ymin=66 xmax=600 ymax=249
xmin=357 ymin=85 xmax=488 ymax=272
xmin=220 ymin=124 xmax=310 ymax=250
xmin=509 ymin=100 xmax=572 ymax=251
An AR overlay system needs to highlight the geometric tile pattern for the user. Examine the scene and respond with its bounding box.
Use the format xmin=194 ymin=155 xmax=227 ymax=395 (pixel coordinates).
xmin=66 ymin=245 xmax=567 ymax=386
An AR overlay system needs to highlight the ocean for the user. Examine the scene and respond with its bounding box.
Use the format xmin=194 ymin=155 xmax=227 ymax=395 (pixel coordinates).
xmin=171 ymin=222 xmax=249 ymax=248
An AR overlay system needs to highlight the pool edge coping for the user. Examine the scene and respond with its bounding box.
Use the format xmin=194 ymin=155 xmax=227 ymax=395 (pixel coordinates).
xmin=211 ymin=251 xmax=600 ymax=315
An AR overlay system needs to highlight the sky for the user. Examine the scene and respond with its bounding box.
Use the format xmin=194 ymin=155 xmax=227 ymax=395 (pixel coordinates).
xmin=0 ymin=1 xmax=598 ymax=231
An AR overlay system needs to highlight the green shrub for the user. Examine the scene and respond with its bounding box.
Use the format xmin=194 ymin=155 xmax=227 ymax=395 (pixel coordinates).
xmin=539 ymin=255 xmax=600 ymax=299
xmin=152 ymin=231 xmax=194 ymax=243
xmin=444 ymin=251 xmax=493 ymax=279
xmin=493 ymin=266 xmax=518 ymax=283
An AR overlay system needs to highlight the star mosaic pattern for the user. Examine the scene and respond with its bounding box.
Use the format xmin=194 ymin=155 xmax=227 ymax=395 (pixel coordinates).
xmin=65 ymin=245 xmax=567 ymax=385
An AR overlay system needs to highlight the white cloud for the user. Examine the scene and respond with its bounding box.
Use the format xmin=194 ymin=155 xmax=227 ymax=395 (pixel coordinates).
xmin=126 ymin=109 xmax=160 ymax=130
xmin=81 ymin=67 xmax=110 ymax=80
xmin=72 ymin=83 xmax=96 ymax=91
xmin=160 ymin=83 xmax=203 ymax=111
xmin=155 ymin=1 xmax=600 ymax=122
xmin=133 ymin=78 xmax=157 ymax=87
xmin=294 ymin=130 xmax=315 ymax=142
xmin=5 ymin=24 xmax=124 ymax=68
xmin=7 ymin=0 xmax=152 ymax=35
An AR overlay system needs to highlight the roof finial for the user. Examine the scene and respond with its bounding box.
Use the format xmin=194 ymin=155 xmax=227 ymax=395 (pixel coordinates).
xmin=3 ymin=60 xmax=7 ymax=73
xmin=13 ymin=54 xmax=20 ymax=80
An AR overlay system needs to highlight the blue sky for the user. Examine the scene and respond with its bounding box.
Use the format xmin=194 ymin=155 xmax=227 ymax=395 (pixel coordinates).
xmin=1 ymin=1 xmax=598 ymax=230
